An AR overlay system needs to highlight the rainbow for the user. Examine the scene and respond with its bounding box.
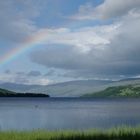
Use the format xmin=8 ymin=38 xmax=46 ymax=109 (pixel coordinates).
xmin=0 ymin=20 xmax=91 ymax=66
xmin=0 ymin=29 xmax=51 ymax=66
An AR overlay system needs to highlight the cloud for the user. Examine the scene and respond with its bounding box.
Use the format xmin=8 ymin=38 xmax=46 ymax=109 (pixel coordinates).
xmin=0 ymin=70 xmax=50 ymax=85
xmin=45 ymin=69 xmax=56 ymax=76
xmin=97 ymin=0 xmax=140 ymax=19
xmin=4 ymin=70 xmax=11 ymax=74
xmin=71 ymin=0 xmax=140 ymax=20
xmin=0 ymin=0 xmax=44 ymax=43
xmin=30 ymin=24 xmax=118 ymax=54
xmin=27 ymin=70 xmax=41 ymax=77
xmin=1 ymin=0 xmax=140 ymax=81
xmin=30 ymin=23 xmax=119 ymax=71
xmin=30 ymin=8 xmax=140 ymax=78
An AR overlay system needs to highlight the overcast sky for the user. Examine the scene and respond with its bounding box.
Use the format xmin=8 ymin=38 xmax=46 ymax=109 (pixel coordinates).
xmin=0 ymin=0 xmax=140 ymax=85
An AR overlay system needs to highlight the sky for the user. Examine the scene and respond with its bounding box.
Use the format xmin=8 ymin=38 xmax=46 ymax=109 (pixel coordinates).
xmin=0 ymin=0 xmax=140 ymax=85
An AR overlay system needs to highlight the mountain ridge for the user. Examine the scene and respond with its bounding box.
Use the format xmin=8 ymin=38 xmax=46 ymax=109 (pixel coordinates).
xmin=0 ymin=78 xmax=140 ymax=97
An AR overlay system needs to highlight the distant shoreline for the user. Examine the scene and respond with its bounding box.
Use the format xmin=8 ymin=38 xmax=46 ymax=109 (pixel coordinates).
xmin=0 ymin=94 xmax=50 ymax=97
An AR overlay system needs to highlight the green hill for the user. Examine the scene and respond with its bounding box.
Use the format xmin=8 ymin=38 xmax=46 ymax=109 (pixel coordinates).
xmin=0 ymin=88 xmax=49 ymax=97
xmin=83 ymin=85 xmax=140 ymax=97
xmin=0 ymin=88 xmax=15 ymax=94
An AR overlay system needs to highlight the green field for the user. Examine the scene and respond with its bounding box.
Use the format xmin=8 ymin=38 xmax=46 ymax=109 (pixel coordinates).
xmin=0 ymin=126 xmax=140 ymax=140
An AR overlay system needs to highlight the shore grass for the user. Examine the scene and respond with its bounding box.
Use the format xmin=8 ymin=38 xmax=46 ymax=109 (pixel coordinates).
xmin=0 ymin=126 xmax=140 ymax=140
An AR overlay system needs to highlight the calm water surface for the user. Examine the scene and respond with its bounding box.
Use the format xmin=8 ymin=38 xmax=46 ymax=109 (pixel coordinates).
xmin=0 ymin=98 xmax=140 ymax=130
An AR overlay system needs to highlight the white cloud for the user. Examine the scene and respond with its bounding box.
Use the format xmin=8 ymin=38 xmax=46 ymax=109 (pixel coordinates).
xmin=33 ymin=23 xmax=119 ymax=53
xmin=71 ymin=0 xmax=140 ymax=20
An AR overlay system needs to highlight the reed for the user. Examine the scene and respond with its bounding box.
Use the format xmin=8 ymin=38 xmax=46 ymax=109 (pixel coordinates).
xmin=0 ymin=126 xmax=140 ymax=140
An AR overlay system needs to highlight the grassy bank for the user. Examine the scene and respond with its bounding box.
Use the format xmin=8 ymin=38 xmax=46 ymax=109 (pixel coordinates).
xmin=1 ymin=126 xmax=140 ymax=140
